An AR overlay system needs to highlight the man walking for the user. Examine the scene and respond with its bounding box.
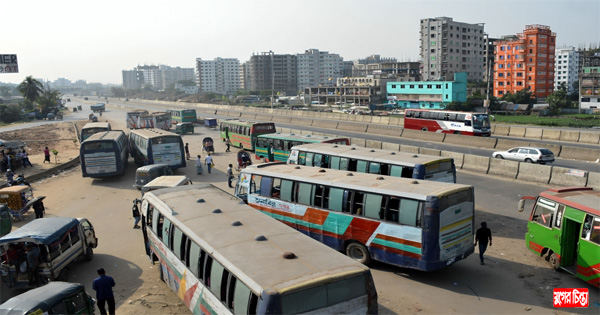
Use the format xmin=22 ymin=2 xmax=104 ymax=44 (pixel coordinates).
xmin=225 ymin=138 xmax=231 ymax=152
xmin=475 ymin=222 xmax=492 ymax=265
xmin=93 ymin=268 xmax=116 ymax=315
xmin=132 ymin=199 xmax=141 ymax=229
xmin=185 ymin=143 xmax=190 ymax=160
xmin=205 ymin=153 xmax=213 ymax=174
xmin=227 ymin=164 xmax=234 ymax=188
xmin=33 ymin=199 xmax=45 ymax=218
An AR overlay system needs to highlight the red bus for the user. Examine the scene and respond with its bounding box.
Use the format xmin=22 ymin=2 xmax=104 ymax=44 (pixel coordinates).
xmin=404 ymin=109 xmax=491 ymax=136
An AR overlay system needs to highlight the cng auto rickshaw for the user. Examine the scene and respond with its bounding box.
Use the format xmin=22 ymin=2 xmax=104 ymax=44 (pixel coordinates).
xmin=202 ymin=137 xmax=215 ymax=154
xmin=0 ymin=281 xmax=95 ymax=314
xmin=175 ymin=122 xmax=194 ymax=135
xmin=0 ymin=186 xmax=39 ymax=221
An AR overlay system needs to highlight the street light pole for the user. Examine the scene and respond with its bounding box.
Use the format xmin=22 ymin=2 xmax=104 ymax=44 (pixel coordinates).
xmin=270 ymin=51 xmax=274 ymax=110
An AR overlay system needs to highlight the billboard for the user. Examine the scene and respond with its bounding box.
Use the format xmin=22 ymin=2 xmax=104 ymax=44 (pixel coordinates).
xmin=0 ymin=55 xmax=18 ymax=73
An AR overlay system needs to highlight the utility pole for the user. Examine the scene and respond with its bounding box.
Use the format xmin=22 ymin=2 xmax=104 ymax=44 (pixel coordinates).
xmin=270 ymin=51 xmax=274 ymax=110
xmin=485 ymin=33 xmax=491 ymax=115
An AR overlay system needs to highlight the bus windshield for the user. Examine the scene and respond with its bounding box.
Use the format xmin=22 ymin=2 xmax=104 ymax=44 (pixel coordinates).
xmin=472 ymin=114 xmax=490 ymax=128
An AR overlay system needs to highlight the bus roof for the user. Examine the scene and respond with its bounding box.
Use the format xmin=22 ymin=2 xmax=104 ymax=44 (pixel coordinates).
xmin=0 ymin=282 xmax=85 ymax=314
xmin=540 ymin=187 xmax=600 ymax=216
xmin=258 ymin=133 xmax=347 ymax=142
xmin=142 ymin=176 xmax=190 ymax=191
xmin=82 ymin=122 xmax=111 ymax=129
xmin=129 ymin=128 xmax=179 ymax=138
xmin=245 ymin=163 xmax=470 ymax=200
xmin=84 ymin=130 xmax=125 ymax=142
xmin=146 ymin=184 xmax=369 ymax=294
xmin=406 ymin=109 xmax=486 ymax=115
xmin=220 ymin=119 xmax=272 ymax=127
xmin=290 ymin=143 xmax=452 ymax=166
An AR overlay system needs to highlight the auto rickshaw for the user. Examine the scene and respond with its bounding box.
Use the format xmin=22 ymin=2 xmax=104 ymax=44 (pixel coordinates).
xmin=0 ymin=186 xmax=39 ymax=221
xmin=0 ymin=282 xmax=96 ymax=314
xmin=175 ymin=122 xmax=194 ymax=135
xmin=236 ymin=150 xmax=253 ymax=171
xmin=202 ymin=137 xmax=214 ymax=154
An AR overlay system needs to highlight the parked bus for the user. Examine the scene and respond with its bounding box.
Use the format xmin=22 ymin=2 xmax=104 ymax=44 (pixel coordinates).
xmin=219 ymin=120 xmax=276 ymax=151
xmin=80 ymin=130 xmax=128 ymax=177
xmin=137 ymin=112 xmax=172 ymax=130
xmin=126 ymin=109 xmax=149 ymax=129
xmin=288 ymin=143 xmax=456 ymax=183
xmin=519 ymin=187 xmax=600 ymax=287
xmin=255 ymin=133 xmax=350 ymax=162
xmin=168 ymin=109 xmax=197 ymax=124
xmin=80 ymin=121 xmax=112 ymax=141
xmin=403 ymin=109 xmax=491 ymax=136
xmin=236 ymin=163 xmax=474 ymax=271
xmin=129 ymin=129 xmax=186 ymax=169
xmin=141 ymin=184 xmax=378 ymax=314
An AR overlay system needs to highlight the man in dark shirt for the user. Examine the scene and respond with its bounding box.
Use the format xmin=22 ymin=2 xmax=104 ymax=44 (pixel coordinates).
xmin=93 ymin=268 xmax=116 ymax=315
xmin=475 ymin=222 xmax=492 ymax=265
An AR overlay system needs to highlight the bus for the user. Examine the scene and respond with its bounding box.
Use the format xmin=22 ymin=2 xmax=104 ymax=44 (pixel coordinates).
xmin=219 ymin=120 xmax=276 ymax=151
xmin=169 ymin=109 xmax=197 ymax=124
xmin=141 ymin=184 xmax=378 ymax=314
xmin=403 ymin=109 xmax=491 ymax=136
xmin=518 ymin=187 xmax=600 ymax=287
xmin=80 ymin=130 xmax=128 ymax=177
xmin=137 ymin=112 xmax=172 ymax=130
xmin=129 ymin=129 xmax=186 ymax=169
xmin=288 ymin=143 xmax=456 ymax=183
xmin=235 ymin=163 xmax=474 ymax=271
xmin=80 ymin=122 xmax=112 ymax=141
xmin=126 ymin=109 xmax=149 ymax=129
xmin=255 ymin=133 xmax=350 ymax=162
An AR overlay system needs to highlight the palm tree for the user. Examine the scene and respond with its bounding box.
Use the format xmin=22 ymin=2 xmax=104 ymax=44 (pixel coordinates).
xmin=17 ymin=76 xmax=43 ymax=110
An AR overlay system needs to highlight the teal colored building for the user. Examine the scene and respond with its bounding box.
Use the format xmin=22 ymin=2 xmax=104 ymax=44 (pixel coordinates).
xmin=386 ymin=72 xmax=467 ymax=109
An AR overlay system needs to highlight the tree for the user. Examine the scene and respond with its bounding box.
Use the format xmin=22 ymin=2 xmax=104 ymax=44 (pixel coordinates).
xmin=111 ymin=87 xmax=126 ymax=97
xmin=36 ymin=88 xmax=62 ymax=114
xmin=501 ymin=88 xmax=534 ymax=104
xmin=546 ymin=88 xmax=573 ymax=115
xmin=17 ymin=76 xmax=44 ymax=111
xmin=0 ymin=104 xmax=23 ymax=123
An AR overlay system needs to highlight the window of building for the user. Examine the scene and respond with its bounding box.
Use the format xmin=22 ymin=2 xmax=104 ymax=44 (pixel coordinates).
xmin=431 ymin=64 xmax=436 ymax=68
xmin=418 ymin=85 xmax=424 ymax=88
xmin=430 ymin=26 xmax=435 ymax=30
xmin=436 ymin=84 xmax=441 ymax=89
xmin=517 ymin=81 xmax=523 ymax=86
xmin=431 ymin=34 xmax=435 ymax=38
xmin=498 ymin=73 xmax=504 ymax=77
xmin=517 ymin=72 xmax=523 ymax=77
xmin=431 ymin=41 xmax=436 ymax=46
xmin=431 ymin=49 xmax=435 ymax=53
xmin=427 ymin=85 xmax=432 ymax=89
xmin=431 ymin=56 xmax=436 ymax=61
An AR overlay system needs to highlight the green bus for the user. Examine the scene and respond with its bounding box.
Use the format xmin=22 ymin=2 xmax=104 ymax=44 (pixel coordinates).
xmin=519 ymin=187 xmax=600 ymax=287
xmin=255 ymin=133 xmax=349 ymax=162
xmin=219 ymin=119 xmax=276 ymax=151
xmin=168 ymin=109 xmax=197 ymax=124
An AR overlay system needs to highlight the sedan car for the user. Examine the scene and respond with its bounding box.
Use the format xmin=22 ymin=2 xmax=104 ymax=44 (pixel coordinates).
xmin=492 ymin=147 xmax=555 ymax=164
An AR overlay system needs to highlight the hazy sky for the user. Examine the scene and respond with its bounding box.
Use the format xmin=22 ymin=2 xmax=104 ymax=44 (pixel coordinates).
xmin=2 ymin=0 xmax=598 ymax=85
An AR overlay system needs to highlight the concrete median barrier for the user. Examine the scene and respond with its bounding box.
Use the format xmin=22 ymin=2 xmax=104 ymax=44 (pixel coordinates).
xmin=524 ymin=128 xmax=543 ymax=140
xmin=366 ymin=125 xmax=403 ymax=137
xmin=495 ymin=138 xmax=531 ymax=150
xmin=541 ymin=129 xmax=561 ymax=141
xmin=389 ymin=117 xmax=402 ymax=126
xmin=516 ymin=163 xmax=551 ymax=184
xmin=337 ymin=122 xmax=369 ymax=133
xmin=400 ymin=145 xmax=419 ymax=154
xmin=271 ymin=116 xmax=292 ymax=123
xmin=401 ymin=129 xmax=445 ymax=142
xmin=462 ymin=154 xmax=490 ymax=173
xmin=559 ymin=145 xmax=600 ymax=162
xmin=586 ymin=172 xmax=600 ymax=190
xmin=441 ymin=151 xmax=464 ymax=169
xmin=579 ymin=131 xmax=600 ymax=144
xmin=240 ymin=113 xmax=256 ymax=120
xmin=549 ymin=167 xmax=588 ymax=187
xmin=493 ymin=125 xmax=510 ymax=136
xmin=365 ymin=140 xmax=382 ymax=149
xmin=559 ymin=130 xmax=580 ymax=142
xmin=351 ymin=138 xmax=367 ymax=147
xmin=312 ymin=119 xmax=338 ymax=130
xmin=443 ymin=134 xmax=497 ymax=149
xmin=290 ymin=117 xmax=313 ymax=126
xmin=382 ymin=142 xmax=400 ymax=151
xmin=419 ymin=148 xmax=441 ymax=156
xmin=488 ymin=158 xmax=519 ymax=179
xmin=371 ymin=117 xmax=381 ymax=124
xmin=380 ymin=117 xmax=391 ymax=125
xmin=508 ymin=126 xmax=526 ymax=137
xmin=255 ymin=114 xmax=273 ymax=121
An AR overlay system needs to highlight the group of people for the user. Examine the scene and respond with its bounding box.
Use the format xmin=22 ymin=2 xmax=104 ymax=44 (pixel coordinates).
xmin=3 ymin=242 xmax=41 ymax=286
xmin=1 ymin=148 xmax=33 ymax=172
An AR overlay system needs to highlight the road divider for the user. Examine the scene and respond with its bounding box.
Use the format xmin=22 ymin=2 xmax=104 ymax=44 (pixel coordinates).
xmin=524 ymin=128 xmax=543 ymax=140
xmin=579 ymin=131 xmax=600 ymax=144
xmin=365 ymin=140 xmax=382 ymax=149
xmin=444 ymin=133 xmax=497 ymax=149
xmin=441 ymin=151 xmax=464 ymax=169
xmin=558 ymin=145 xmax=600 ymax=162
xmin=516 ymin=163 xmax=551 ymax=184
xmin=488 ymin=158 xmax=519 ymax=179
xmin=549 ymin=166 xmax=588 ymax=187
xmin=312 ymin=119 xmax=338 ymax=129
xmin=559 ymin=130 xmax=580 ymax=142
xmin=337 ymin=122 xmax=368 ymax=133
xmin=401 ymin=129 xmax=445 ymax=142
xmin=508 ymin=126 xmax=526 ymax=137
xmin=495 ymin=138 xmax=531 ymax=150
xmin=366 ymin=125 xmax=403 ymax=137
xmin=462 ymin=154 xmax=490 ymax=173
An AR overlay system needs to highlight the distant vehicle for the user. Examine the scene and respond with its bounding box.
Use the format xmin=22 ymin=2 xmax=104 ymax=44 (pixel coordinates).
xmin=66 ymin=98 xmax=71 ymax=102
xmin=46 ymin=113 xmax=55 ymax=120
xmin=219 ymin=119 xmax=276 ymax=151
xmin=137 ymin=112 xmax=172 ymax=130
xmin=126 ymin=109 xmax=149 ymax=129
xmin=80 ymin=131 xmax=129 ymax=178
xmin=90 ymin=103 xmax=105 ymax=112
xmin=133 ymin=164 xmax=174 ymax=190
xmin=404 ymin=109 xmax=491 ymax=136
xmin=0 ymin=282 xmax=96 ymax=314
xmin=80 ymin=121 xmax=112 ymax=141
xmin=84 ymin=97 xmax=88 ymax=100
xmin=493 ymin=147 xmax=554 ymax=164
xmin=168 ymin=109 xmax=197 ymax=124
xmin=175 ymin=122 xmax=194 ymax=135
xmin=128 ymin=129 xmax=186 ymax=169
xmin=0 ymin=205 xmax=11 ymax=237
xmin=255 ymin=133 xmax=350 ymax=162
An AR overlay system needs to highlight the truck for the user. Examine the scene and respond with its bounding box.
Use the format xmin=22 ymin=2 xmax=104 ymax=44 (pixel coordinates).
xmin=0 ymin=217 xmax=98 ymax=289
xmin=90 ymin=103 xmax=105 ymax=112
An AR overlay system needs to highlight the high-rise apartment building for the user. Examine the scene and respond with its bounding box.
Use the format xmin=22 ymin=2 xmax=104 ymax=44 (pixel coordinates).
xmin=122 ymin=65 xmax=195 ymax=91
xmin=493 ymin=25 xmax=556 ymax=99
xmin=420 ymin=17 xmax=485 ymax=82
xmin=196 ymin=58 xmax=241 ymax=95
xmin=246 ymin=51 xmax=297 ymax=95
xmin=296 ymin=49 xmax=345 ymax=91
xmin=122 ymin=70 xmax=139 ymax=90
xmin=554 ymin=47 xmax=579 ymax=94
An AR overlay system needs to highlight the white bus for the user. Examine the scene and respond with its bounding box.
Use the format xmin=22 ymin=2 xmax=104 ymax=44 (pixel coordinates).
xmin=141 ymin=184 xmax=378 ymax=314
xmin=288 ymin=143 xmax=456 ymax=183
xmin=80 ymin=131 xmax=128 ymax=177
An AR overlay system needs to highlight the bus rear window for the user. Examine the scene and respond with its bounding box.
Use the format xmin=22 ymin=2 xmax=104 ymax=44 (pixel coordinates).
xmin=281 ymin=274 xmax=366 ymax=314
xmin=439 ymin=188 xmax=473 ymax=210
xmin=83 ymin=142 xmax=114 ymax=150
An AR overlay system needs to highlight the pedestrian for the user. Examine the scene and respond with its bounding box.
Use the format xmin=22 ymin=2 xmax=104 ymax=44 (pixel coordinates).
xmin=33 ymin=200 xmax=45 ymax=219
xmin=195 ymin=154 xmax=203 ymax=174
xmin=92 ymin=268 xmax=116 ymax=315
xmin=0 ymin=150 xmax=6 ymax=172
xmin=5 ymin=169 xmax=14 ymax=185
xmin=205 ymin=153 xmax=213 ymax=174
xmin=474 ymin=222 xmax=492 ymax=265
xmin=132 ymin=199 xmax=141 ymax=229
xmin=5 ymin=244 xmax=20 ymax=284
xmin=26 ymin=243 xmax=40 ymax=286
xmin=227 ymin=164 xmax=234 ymax=188
xmin=21 ymin=151 xmax=33 ymax=168
xmin=43 ymin=147 xmax=51 ymax=163
xmin=185 ymin=143 xmax=190 ymax=160
xmin=225 ymin=138 xmax=231 ymax=152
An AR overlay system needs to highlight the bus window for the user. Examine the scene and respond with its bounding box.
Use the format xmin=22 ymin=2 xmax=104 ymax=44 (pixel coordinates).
xmin=204 ymin=255 xmax=214 ymax=287
xmin=297 ymin=183 xmax=313 ymax=206
xmin=314 ymin=185 xmax=327 ymax=208
xmin=274 ymin=139 xmax=283 ymax=150
xmin=364 ymin=194 xmax=384 ymax=220
xmin=390 ymin=165 xmax=403 ymax=177
xmin=153 ymin=209 xmax=161 ymax=236
xmin=198 ymin=249 xmax=207 ymax=283
xmin=232 ymin=278 xmax=255 ymax=314
xmin=272 ymin=178 xmax=282 ymax=199
xmin=357 ymin=160 xmax=368 ymax=173
xmin=280 ymin=180 xmax=294 ymax=202
xmin=555 ymin=205 xmax=564 ymax=229
xmin=347 ymin=159 xmax=357 ymax=171
xmin=532 ymin=199 xmax=555 ymax=228
xmin=298 ymin=152 xmax=306 ymax=165
xmin=188 ymin=241 xmax=201 ymax=277
xmin=173 ymin=226 xmax=184 ymax=260
xmin=260 ymin=177 xmax=272 ymax=197
xmin=162 ymin=218 xmax=171 ymax=247
xmin=146 ymin=204 xmax=154 ymax=228
xmin=339 ymin=158 xmax=349 ymax=171
xmin=368 ymin=162 xmax=381 ymax=174
xmin=399 ymin=199 xmax=420 ymax=226
xmin=387 ymin=197 xmax=400 ymax=222
xmin=352 ymin=192 xmax=365 ymax=216
xmin=209 ymin=259 xmax=225 ymax=298
xmin=331 ymin=156 xmax=341 ymax=170
xmin=328 ymin=188 xmax=344 ymax=212
xmin=306 ymin=153 xmax=315 ymax=167
xmin=250 ymin=175 xmax=262 ymax=195
xmin=591 ymin=218 xmax=600 ymax=245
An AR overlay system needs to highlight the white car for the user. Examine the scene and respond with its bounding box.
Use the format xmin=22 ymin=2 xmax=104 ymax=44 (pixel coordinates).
xmin=492 ymin=147 xmax=555 ymax=164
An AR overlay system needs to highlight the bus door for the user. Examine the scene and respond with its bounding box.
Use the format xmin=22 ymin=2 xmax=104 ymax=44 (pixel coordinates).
xmin=560 ymin=208 xmax=580 ymax=274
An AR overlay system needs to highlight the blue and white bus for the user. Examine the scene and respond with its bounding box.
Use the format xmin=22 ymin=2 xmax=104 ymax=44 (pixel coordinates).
xmin=80 ymin=122 xmax=112 ymax=142
xmin=129 ymin=129 xmax=186 ymax=169
xmin=80 ymin=130 xmax=128 ymax=178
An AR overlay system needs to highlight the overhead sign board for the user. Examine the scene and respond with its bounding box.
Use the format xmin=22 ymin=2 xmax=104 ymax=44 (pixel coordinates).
xmin=0 ymin=54 xmax=18 ymax=73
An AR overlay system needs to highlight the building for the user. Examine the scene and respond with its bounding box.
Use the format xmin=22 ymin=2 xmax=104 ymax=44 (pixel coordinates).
xmin=246 ymin=51 xmax=297 ymax=96
xmin=296 ymin=49 xmax=345 ymax=92
xmin=353 ymin=60 xmax=421 ymax=81
xmin=386 ymin=72 xmax=467 ymax=109
xmin=579 ymin=53 xmax=600 ymax=109
xmin=554 ymin=47 xmax=580 ymax=94
xmin=304 ymin=75 xmax=392 ymax=106
xmin=196 ymin=58 xmax=240 ymax=95
xmin=483 ymin=36 xmax=498 ymax=84
xmin=420 ymin=17 xmax=486 ymax=82
xmin=493 ymin=25 xmax=556 ymax=99
xmin=122 ymin=65 xmax=195 ymax=91
xmin=122 ymin=70 xmax=140 ymax=90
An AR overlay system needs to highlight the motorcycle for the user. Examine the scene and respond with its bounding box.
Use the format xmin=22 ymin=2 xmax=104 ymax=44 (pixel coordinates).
xmin=13 ymin=174 xmax=30 ymax=187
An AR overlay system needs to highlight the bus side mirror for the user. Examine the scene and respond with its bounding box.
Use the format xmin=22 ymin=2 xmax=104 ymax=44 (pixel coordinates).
xmin=518 ymin=199 xmax=525 ymax=212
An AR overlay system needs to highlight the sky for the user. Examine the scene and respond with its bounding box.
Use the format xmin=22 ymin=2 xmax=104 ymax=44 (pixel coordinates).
xmin=2 ymin=0 xmax=599 ymax=85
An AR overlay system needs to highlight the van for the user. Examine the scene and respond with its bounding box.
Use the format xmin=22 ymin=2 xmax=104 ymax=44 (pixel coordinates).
xmin=133 ymin=164 xmax=174 ymax=190
xmin=0 ymin=281 xmax=95 ymax=314
xmin=0 ymin=217 xmax=98 ymax=289
xmin=141 ymin=175 xmax=193 ymax=195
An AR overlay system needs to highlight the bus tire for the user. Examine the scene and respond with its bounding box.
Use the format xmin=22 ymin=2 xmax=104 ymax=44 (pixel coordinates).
xmin=85 ymin=247 xmax=93 ymax=261
xmin=548 ymin=252 xmax=560 ymax=270
xmin=454 ymin=131 xmax=461 ymax=135
xmin=346 ymin=242 xmax=372 ymax=265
